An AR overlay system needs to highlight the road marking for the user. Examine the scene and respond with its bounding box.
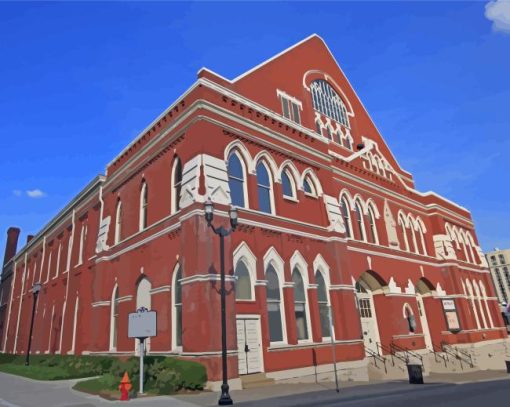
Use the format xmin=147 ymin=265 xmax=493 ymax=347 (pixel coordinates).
xmin=0 ymin=398 xmax=22 ymax=407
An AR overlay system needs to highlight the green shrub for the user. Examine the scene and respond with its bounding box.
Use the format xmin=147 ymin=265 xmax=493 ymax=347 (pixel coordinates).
xmin=160 ymin=357 xmax=207 ymax=390
xmin=0 ymin=353 xmax=17 ymax=364
xmin=73 ymin=373 xmax=118 ymax=393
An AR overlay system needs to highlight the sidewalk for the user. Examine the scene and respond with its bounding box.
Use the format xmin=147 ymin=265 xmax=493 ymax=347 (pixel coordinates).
xmin=174 ymin=369 xmax=510 ymax=407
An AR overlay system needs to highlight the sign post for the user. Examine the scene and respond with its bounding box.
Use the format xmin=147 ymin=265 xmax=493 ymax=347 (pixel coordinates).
xmin=128 ymin=307 xmax=157 ymax=394
xmin=328 ymin=305 xmax=339 ymax=393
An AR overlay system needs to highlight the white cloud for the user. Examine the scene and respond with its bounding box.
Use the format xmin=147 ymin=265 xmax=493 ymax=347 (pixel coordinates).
xmin=12 ymin=189 xmax=22 ymax=197
xmin=26 ymin=189 xmax=47 ymax=198
xmin=485 ymin=0 xmax=510 ymax=34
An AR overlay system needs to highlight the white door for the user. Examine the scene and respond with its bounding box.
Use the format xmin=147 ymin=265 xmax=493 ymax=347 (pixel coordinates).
xmin=417 ymin=295 xmax=433 ymax=350
xmin=357 ymin=294 xmax=379 ymax=354
xmin=236 ymin=317 xmax=263 ymax=375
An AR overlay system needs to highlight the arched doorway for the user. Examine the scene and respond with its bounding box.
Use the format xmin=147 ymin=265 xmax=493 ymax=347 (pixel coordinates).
xmin=416 ymin=278 xmax=434 ymax=350
xmin=356 ymin=271 xmax=384 ymax=354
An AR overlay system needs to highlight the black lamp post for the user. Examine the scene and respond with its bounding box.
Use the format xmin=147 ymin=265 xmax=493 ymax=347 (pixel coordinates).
xmin=204 ymin=199 xmax=238 ymax=406
xmin=25 ymin=282 xmax=41 ymax=366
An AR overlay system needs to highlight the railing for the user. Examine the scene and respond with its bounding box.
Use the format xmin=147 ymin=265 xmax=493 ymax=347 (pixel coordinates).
xmin=441 ymin=341 xmax=474 ymax=368
xmin=431 ymin=343 xmax=448 ymax=368
xmin=390 ymin=342 xmax=425 ymax=370
xmin=377 ymin=342 xmax=408 ymax=365
xmin=365 ymin=347 xmax=387 ymax=373
xmin=439 ymin=343 xmax=465 ymax=370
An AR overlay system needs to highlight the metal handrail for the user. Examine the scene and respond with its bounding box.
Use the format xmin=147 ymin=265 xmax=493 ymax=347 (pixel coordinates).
xmin=390 ymin=342 xmax=424 ymax=370
xmin=365 ymin=347 xmax=388 ymax=373
xmin=377 ymin=342 xmax=408 ymax=365
xmin=431 ymin=343 xmax=448 ymax=368
xmin=441 ymin=341 xmax=474 ymax=368
xmin=440 ymin=343 xmax=465 ymax=370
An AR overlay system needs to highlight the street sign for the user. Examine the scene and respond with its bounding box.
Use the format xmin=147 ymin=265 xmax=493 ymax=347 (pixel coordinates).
xmin=128 ymin=309 xmax=157 ymax=339
xmin=127 ymin=308 xmax=157 ymax=395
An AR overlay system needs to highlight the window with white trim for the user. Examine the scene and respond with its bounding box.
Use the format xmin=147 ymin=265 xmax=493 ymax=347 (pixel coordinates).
xmin=234 ymin=260 xmax=252 ymax=300
xmin=114 ymin=199 xmax=122 ymax=244
xmin=172 ymin=158 xmax=183 ymax=214
xmin=282 ymin=169 xmax=296 ymax=199
xmin=292 ymin=268 xmax=309 ymax=341
xmin=227 ymin=153 xmax=246 ymax=208
xmin=310 ymin=80 xmax=349 ymax=127
xmin=140 ymin=181 xmax=148 ymax=231
xmin=316 ymin=271 xmax=331 ymax=339
xmin=278 ymin=91 xmax=301 ymax=124
xmin=341 ymin=198 xmax=352 ymax=238
xmin=266 ymin=264 xmax=284 ymax=343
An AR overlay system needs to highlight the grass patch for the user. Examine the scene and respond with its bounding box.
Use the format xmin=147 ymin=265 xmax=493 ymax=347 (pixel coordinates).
xmin=0 ymin=353 xmax=207 ymax=397
xmin=0 ymin=363 xmax=71 ymax=380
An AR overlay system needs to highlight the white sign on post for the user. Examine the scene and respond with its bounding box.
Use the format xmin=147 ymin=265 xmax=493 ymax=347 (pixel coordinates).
xmin=128 ymin=309 xmax=157 ymax=339
xmin=128 ymin=308 xmax=157 ymax=395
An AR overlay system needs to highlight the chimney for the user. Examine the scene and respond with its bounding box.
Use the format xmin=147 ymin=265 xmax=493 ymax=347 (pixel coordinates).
xmin=3 ymin=227 xmax=21 ymax=266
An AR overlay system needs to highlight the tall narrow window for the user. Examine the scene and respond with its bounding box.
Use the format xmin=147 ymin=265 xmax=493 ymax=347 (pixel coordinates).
xmin=174 ymin=266 xmax=183 ymax=348
xmin=114 ymin=200 xmax=122 ymax=244
xmin=316 ymin=272 xmax=331 ymax=339
xmin=256 ymin=162 xmax=272 ymax=214
xmin=234 ymin=261 xmax=252 ymax=300
xmin=292 ymin=268 xmax=309 ymax=341
xmin=303 ymin=177 xmax=315 ymax=196
xmin=172 ymin=158 xmax=183 ymax=213
xmin=367 ymin=207 xmax=378 ymax=244
xmin=78 ymin=225 xmax=86 ymax=265
xmin=341 ymin=198 xmax=352 ymax=238
xmin=266 ymin=265 xmax=284 ymax=343
xmin=140 ymin=181 xmax=148 ymax=231
xmin=110 ymin=285 xmax=119 ymax=350
xmin=54 ymin=243 xmax=62 ymax=278
xmin=355 ymin=203 xmax=365 ymax=242
xmin=399 ymin=216 xmax=410 ymax=251
xmin=227 ymin=153 xmax=246 ymax=208
xmin=65 ymin=227 xmax=73 ymax=272
xmin=45 ymin=251 xmax=52 ymax=283
xmin=281 ymin=169 xmax=295 ymax=199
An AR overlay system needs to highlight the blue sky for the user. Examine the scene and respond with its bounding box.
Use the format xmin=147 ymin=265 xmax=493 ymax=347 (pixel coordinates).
xmin=0 ymin=1 xmax=509 ymax=259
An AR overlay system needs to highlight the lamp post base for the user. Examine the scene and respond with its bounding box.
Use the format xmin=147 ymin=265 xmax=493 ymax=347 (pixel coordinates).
xmin=218 ymin=383 xmax=233 ymax=405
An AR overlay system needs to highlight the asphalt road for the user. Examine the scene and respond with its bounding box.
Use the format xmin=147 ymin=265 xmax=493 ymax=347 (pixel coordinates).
xmin=236 ymin=378 xmax=510 ymax=407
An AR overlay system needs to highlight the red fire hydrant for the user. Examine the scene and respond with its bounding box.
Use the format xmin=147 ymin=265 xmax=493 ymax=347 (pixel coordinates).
xmin=119 ymin=371 xmax=132 ymax=401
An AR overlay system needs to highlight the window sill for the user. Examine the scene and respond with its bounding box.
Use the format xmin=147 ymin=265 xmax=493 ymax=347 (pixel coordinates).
xmin=304 ymin=192 xmax=318 ymax=199
xmin=283 ymin=195 xmax=299 ymax=203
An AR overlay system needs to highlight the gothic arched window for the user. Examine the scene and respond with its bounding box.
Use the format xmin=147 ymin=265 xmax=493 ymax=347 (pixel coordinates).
xmin=310 ymin=80 xmax=350 ymax=127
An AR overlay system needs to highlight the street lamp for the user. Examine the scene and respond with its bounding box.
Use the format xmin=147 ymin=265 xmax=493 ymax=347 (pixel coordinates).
xmin=25 ymin=282 xmax=42 ymax=366
xmin=204 ymin=199 xmax=238 ymax=406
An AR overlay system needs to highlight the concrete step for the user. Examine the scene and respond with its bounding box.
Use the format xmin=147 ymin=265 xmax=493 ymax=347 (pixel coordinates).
xmin=240 ymin=373 xmax=275 ymax=389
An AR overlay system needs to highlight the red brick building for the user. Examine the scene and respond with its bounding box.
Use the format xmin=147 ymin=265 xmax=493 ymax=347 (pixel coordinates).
xmin=1 ymin=35 xmax=507 ymax=387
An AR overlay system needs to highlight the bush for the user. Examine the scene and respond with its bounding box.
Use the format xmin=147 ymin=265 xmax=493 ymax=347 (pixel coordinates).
xmin=159 ymin=357 xmax=207 ymax=390
xmin=0 ymin=353 xmax=17 ymax=364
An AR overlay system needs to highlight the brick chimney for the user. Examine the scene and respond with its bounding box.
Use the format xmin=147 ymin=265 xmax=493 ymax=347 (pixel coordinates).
xmin=3 ymin=227 xmax=20 ymax=266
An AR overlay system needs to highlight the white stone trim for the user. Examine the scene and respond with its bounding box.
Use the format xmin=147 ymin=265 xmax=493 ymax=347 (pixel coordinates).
xmin=92 ymin=301 xmax=111 ymax=308
xmin=179 ymin=274 xmax=236 ymax=286
xmin=150 ymin=286 xmax=171 ymax=295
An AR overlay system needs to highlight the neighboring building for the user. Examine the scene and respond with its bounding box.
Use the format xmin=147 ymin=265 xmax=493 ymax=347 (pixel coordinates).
xmin=486 ymin=248 xmax=510 ymax=305
xmin=0 ymin=35 xmax=507 ymax=387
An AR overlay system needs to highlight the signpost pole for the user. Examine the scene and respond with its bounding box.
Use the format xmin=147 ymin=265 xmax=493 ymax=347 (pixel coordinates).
xmin=328 ymin=306 xmax=339 ymax=393
xmin=139 ymin=337 xmax=145 ymax=394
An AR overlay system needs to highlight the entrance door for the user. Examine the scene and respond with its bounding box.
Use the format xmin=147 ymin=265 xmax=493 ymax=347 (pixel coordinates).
xmin=236 ymin=317 xmax=263 ymax=375
xmin=357 ymin=293 xmax=379 ymax=354
xmin=417 ymin=295 xmax=433 ymax=350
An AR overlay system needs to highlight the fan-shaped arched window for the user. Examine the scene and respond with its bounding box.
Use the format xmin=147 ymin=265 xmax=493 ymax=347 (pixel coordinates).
xmin=256 ymin=162 xmax=272 ymax=214
xmin=316 ymin=272 xmax=331 ymax=338
xmin=266 ymin=264 xmax=284 ymax=343
xmin=292 ymin=268 xmax=309 ymax=340
xmin=355 ymin=202 xmax=365 ymax=242
xmin=341 ymin=198 xmax=352 ymax=238
xmin=172 ymin=158 xmax=183 ymax=213
xmin=310 ymin=80 xmax=349 ymax=127
xmin=228 ymin=153 xmax=246 ymax=208
xmin=234 ymin=261 xmax=252 ymax=300
xmin=140 ymin=181 xmax=148 ymax=231
xmin=282 ymin=169 xmax=296 ymax=199
xmin=303 ymin=177 xmax=315 ymax=195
